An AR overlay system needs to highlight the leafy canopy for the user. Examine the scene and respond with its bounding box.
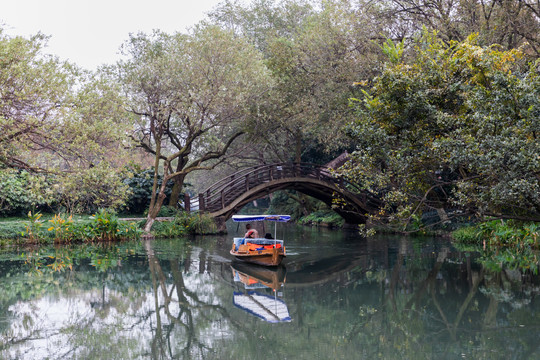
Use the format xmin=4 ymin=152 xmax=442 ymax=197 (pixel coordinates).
xmin=343 ymin=31 xmax=540 ymax=227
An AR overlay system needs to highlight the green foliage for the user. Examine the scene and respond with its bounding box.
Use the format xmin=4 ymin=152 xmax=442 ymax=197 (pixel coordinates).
xmin=477 ymin=220 xmax=539 ymax=248
xmin=151 ymin=212 xmax=217 ymax=238
xmin=84 ymin=209 xmax=141 ymax=242
xmin=0 ymin=29 xmax=135 ymax=218
xmin=0 ymin=170 xmax=54 ymax=216
xmin=379 ymin=37 xmax=404 ymax=64
xmin=298 ymin=210 xmax=345 ymax=227
xmin=47 ymin=213 xmax=74 ymax=243
xmin=0 ymin=30 xmax=73 ymax=171
xmin=453 ymin=220 xmax=539 ymax=273
xmin=121 ymin=166 xmax=174 ymax=215
xmin=268 ymin=191 xmax=305 ymax=220
xmin=4 ymin=209 xmax=141 ymax=243
xmin=453 ymin=220 xmax=539 ymax=247
xmin=55 ymin=163 xmax=131 ymax=214
xmin=23 ymin=211 xmax=45 ymax=242
xmin=343 ymin=31 xmax=540 ymax=228
xmin=451 ymin=225 xmax=481 ymax=244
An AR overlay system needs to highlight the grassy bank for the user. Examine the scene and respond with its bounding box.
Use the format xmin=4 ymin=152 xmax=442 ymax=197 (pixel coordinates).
xmin=0 ymin=209 xmax=219 ymax=245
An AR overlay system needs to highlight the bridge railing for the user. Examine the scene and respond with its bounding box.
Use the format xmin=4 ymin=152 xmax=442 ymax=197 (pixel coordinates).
xmin=195 ymin=162 xmax=361 ymax=213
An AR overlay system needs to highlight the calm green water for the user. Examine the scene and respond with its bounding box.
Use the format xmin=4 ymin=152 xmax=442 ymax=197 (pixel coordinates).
xmin=1 ymin=225 xmax=539 ymax=359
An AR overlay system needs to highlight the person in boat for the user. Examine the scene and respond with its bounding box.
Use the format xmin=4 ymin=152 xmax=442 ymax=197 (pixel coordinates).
xmin=264 ymin=233 xmax=273 ymax=239
xmin=244 ymin=223 xmax=259 ymax=239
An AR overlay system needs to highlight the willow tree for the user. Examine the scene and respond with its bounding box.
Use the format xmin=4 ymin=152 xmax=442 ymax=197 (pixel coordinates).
xmin=118 ymin=25 xmax=270 ymax=232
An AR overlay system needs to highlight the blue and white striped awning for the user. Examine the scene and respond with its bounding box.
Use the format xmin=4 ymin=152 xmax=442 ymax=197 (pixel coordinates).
xmin=232 ymin=215 xmax=291 ymax=222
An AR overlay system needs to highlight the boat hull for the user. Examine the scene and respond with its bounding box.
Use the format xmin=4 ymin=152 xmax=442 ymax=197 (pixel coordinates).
xmin=230 ymin=248 xmax=285 ymax=266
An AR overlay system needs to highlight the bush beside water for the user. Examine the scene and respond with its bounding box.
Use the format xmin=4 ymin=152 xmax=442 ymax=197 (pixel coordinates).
xmin=298 ymin=210 xmax=345 ymax=228
xmin=452 ymin=220 xmax=540 ymax=273
xmin=152 ymin=212 xmax=217 ymax=238
xmin=452 ymin=220 xmax=539 ymax=247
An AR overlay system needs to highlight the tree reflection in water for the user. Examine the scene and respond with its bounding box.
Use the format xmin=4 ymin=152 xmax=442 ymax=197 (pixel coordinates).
xmin=0 ymin=234 xmax=539 ymax=359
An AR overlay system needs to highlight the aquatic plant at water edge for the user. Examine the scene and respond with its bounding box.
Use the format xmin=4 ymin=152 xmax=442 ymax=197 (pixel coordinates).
xmin=23 ymin=211 xmax=45 ymax=242
xmin=453 ymin=220 xmax=540 ymax=273
xmin=453 ymin=220 xmax=539 ymax=248
xmin=175 ymin=212 xmax=217 ymax=235
xmin=48 ymin=213 xmax=74 ymax=243
xmin=85 ymin=209 xmax=141 ymax=241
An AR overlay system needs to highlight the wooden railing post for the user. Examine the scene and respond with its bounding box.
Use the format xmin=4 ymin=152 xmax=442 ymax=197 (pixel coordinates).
xmin=184 ymin=193 xmax=190 ymax=212
xmin=198 ymin=193 xmax=205 ymax=212
xmin=221 ymin=189 xmax=225 ymax=208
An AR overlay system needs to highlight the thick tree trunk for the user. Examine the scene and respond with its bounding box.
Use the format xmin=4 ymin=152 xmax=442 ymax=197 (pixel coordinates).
xmin=148 ymin=136 xmax=162 ymax=215
xmin=144 ymin=189 xmax=167 ymax=233
xmin=144 ymin=158 xmax=170 ymax=233
xmin=168 ymin=173 xmax=186 ymax=208
xmin=168 ymin=156 xmax=187 ymax=208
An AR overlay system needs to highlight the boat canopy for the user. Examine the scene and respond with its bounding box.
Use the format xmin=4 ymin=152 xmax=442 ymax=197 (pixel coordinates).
xmin=232 ymin=215 xmax=291 ymax=222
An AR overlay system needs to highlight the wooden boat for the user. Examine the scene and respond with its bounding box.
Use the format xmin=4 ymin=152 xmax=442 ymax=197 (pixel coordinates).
xmin=230 ymin=214 xmax=290 ymax=266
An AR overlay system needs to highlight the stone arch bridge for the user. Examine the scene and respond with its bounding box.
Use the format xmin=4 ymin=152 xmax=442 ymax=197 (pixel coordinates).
xmin=189 ymin=163 xmax=379 ymax=229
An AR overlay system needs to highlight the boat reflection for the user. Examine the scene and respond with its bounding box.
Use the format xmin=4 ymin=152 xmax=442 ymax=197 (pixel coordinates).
xmin=231 ymin=262 xmax=291 ymax=323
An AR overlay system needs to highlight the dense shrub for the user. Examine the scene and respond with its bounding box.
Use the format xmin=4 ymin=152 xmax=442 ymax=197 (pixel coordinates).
xmin=298 ymin=210 xmax=344 ymax=227
xmin=151 ymin=212 xmax=217 ymax=238
xmin=121 ymin=166 xmax=175 ymax=214
xmin=0 ymin=170 xmax=54 ymax=216
xmin=452 ymin=220 xmax=539 ymax=248
xmin=452 ymin=220 xmax=539 ymax=272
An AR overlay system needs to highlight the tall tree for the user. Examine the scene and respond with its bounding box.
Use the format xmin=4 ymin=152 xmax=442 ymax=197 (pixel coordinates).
xmin=383 ymin=0 xmax=540 ymax=55
xmin=342 ymin=32 xmax=540 ymax=228
xmin=117 ymin=25 xmax=271 ymax=232
xmin=211 ymin=0 xmax=386 ymax=163
xmin=0 ymin=29 xmax=133 ymax=213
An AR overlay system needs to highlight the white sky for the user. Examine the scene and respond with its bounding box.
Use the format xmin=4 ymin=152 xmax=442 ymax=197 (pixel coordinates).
xmin=1 ymin=0 xmax=224 ymax=70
